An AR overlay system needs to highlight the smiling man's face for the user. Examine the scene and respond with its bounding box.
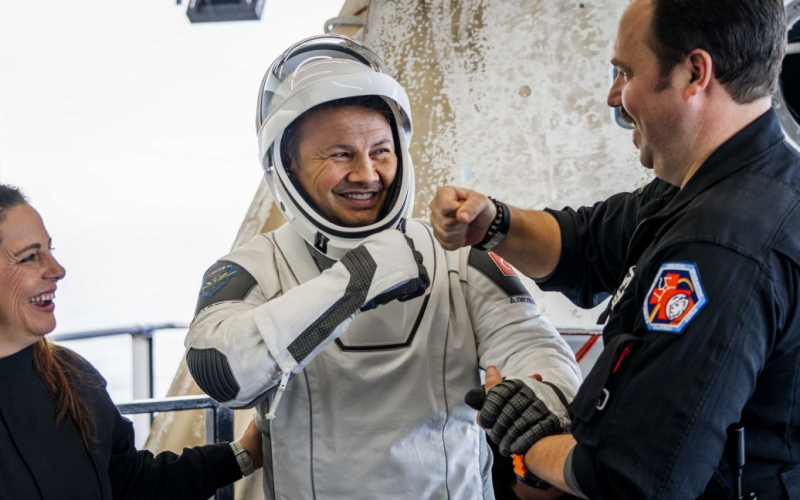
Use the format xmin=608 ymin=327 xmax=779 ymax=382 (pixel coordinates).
xmin=289 ymin=104 xmax=397 ymax=227
xmin=606 ymin=0 xmax=692 ymax=185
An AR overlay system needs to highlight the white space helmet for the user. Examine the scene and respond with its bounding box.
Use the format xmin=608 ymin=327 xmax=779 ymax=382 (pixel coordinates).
xmin=255 ymin=34 xmax=414 ymax=259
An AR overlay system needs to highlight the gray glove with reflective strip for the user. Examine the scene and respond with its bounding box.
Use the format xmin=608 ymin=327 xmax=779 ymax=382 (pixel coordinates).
xmin=466 ymin=379 xmax=562 ymax=457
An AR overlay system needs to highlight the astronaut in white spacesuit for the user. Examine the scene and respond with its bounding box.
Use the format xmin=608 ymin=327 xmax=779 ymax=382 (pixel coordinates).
xmin=184 ymin=35 xmax=581 ymax=499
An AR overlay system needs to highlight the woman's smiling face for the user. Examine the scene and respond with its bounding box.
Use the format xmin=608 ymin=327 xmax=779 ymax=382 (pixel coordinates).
xmin=0 ymin=204 xmax=65 ymax=357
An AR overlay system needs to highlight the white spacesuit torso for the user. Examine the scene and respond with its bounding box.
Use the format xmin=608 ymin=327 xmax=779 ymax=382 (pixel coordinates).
xmin=186 ymin=220 xmax=580 ymax=499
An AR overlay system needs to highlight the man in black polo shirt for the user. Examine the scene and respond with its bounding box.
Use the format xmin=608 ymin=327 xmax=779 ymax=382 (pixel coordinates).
xmin=430 ymin=0 xmax=799 ymax=497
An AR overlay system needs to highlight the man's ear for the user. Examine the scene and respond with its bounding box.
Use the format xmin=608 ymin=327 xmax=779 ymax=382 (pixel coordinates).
xmin=684 ymin=48 xmax=713 ymax=98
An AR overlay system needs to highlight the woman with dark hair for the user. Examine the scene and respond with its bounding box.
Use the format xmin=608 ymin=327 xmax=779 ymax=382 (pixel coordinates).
xmin=0 ymin=184 xmax=262 ymax=499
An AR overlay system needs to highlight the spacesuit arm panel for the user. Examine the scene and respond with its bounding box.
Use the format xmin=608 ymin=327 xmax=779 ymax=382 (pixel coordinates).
xmin=465 ymin=249 xmax=582 ymax=426
xmin=186 ymin=231 xmax=427 ymax=408
xmin=187 ymin=285 xmax=287 ymax=408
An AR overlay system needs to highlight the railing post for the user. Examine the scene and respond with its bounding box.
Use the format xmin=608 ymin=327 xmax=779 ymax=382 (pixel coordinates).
xmin=213 ymin=405 xmax=235 ymax=500
xmin=131 ymin=329 xmax=154 ymax=400
xmin=131 ymin=327 xmax=154 ymax=447
xmin=217 ymin=406 xmax=235 ymax=443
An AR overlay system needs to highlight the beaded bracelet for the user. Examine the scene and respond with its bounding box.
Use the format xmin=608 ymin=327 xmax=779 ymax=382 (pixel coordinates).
xmin=472 ymin=197 xmax=510 ymax=251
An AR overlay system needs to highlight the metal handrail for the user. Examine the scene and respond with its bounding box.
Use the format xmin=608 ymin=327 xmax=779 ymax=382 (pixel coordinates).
xmin=52 ymin=323 xmax=188 ymax=400
xmin=52 ymin=323 xmax=189 ymax=442
xmin=117 ymin=395 xmax=234 ymax=500
xmin=51 ymin=323 xmax=188 ymax=342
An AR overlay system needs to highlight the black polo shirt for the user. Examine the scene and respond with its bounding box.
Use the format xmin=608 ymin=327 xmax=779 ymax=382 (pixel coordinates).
xmin=540 ymin=109 xmax=800 ymax=499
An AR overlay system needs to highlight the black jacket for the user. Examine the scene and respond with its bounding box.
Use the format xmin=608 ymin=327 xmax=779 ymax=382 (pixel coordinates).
xmin=0 ymin=344 xmax=242 ymax=499
xmin=540 ymin=109 xmax=800 ymax=499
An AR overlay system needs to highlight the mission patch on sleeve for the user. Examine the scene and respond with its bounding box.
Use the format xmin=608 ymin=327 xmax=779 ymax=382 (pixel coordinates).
xmin=195 ymin=261 xmax=257 ymax=315
xmin=643 ymin=262 xmax=707 ymax=334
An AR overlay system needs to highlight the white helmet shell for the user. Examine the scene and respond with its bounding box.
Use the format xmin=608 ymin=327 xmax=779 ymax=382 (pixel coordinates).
xmin=255 ymin=35 xmax=414 ymax=260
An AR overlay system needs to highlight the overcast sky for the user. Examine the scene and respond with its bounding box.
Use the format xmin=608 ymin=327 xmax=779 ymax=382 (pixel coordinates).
xmin=0 ymin=0 xmax=346 ymax=331
xmin=0 ymin=0 xmax=344 ymax=398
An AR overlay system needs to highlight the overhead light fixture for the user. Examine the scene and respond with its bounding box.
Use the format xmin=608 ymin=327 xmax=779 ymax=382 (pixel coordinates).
xmin=186 ymin=0 xmax=266 ymax=23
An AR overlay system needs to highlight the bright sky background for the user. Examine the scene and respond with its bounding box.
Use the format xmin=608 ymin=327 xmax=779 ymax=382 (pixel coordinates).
xmin=0 ymin=0 xmax=344 ymax=401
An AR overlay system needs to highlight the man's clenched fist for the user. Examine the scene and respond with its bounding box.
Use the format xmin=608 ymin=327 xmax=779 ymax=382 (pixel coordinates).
xmin=429 ymin=186 xmax=496 ymax=250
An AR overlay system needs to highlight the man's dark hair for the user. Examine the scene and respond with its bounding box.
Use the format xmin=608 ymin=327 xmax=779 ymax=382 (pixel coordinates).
xmin=649 ymin=0 xmax=787 ymax=103
xmin=280 ymin=95 xmax=395 ymax=170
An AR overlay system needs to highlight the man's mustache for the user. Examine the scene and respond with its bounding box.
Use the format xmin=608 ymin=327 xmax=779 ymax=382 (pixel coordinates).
xmin=619 ymin=107 xmax=635 ymax=126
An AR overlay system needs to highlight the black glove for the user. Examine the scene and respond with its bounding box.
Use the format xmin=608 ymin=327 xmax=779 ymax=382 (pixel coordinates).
xmin=465 ymin=379 xmax=561 ymax=457
xmin=361 ymin=235 xmax=429 ymax=311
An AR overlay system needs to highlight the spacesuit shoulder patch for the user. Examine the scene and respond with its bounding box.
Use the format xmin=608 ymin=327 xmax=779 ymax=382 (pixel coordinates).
xmin=195 ymin=261 xmax=257 ymax=315
xmin=468 ymin=249 xmax=531 ymax=299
